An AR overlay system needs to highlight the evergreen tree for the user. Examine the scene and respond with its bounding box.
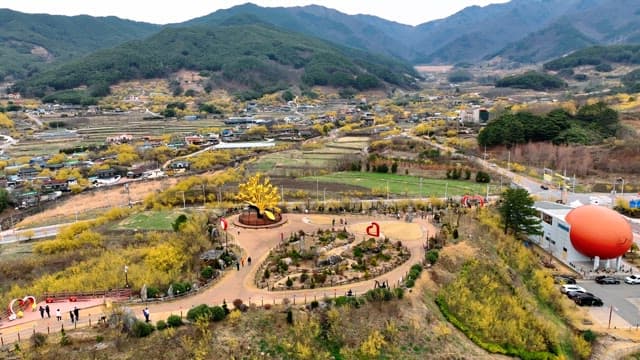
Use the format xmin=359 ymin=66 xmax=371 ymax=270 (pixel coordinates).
xmin=499 ymin=188 xmax=542 ymax=237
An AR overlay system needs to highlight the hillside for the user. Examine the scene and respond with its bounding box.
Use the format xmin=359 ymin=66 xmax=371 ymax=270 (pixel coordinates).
xmin=491 ymin=21 xmax=596 ymax=64
xmin=543 ymin=44 xmax=640 ymax=70
xmin=182 ymin=3 xmax=423 ymax=63
xmin=0 ymin=9 xmax=160 ymax=80
xmin=12 ymin=23 xmax=419 ymax=100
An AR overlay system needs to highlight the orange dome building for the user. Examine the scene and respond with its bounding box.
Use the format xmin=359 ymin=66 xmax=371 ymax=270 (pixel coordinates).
xmin=566 ymin=205 xmax=633 ymax=259
xmin=531 ymin=201 xmax=635 ymax=272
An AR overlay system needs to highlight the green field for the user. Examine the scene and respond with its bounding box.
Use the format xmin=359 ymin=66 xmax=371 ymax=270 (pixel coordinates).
xmin=302 ymin=171 xmax=492 ymax=197
xmin=115 ymin=210 xmax=187 ymax=231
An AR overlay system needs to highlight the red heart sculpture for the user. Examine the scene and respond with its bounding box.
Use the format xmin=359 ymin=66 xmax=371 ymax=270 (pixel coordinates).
xmin=366 ymin=222 xmax=380 ymax=237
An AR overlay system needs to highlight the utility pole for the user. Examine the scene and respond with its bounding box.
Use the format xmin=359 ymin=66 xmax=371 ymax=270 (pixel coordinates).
xmin=386 ymin=180 xmax=389 ymax=201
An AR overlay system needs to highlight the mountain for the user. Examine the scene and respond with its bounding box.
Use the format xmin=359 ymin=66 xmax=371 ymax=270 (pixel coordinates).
xmin=180 ymin=3 xmax=423 ymax=62
xmin=487 ymin=21 xmax=596 ymax=64
xmin=184 ymin=1 xmax=640 ymax=65
xmin=0 ymin=9 xmax=160 ymax=80
xmin=411 ymin=0 xmax=578 ymax=64
xmin=490 ymin=0 xmax=640 ymax=63
xmin=13 ymin=23 xmax=419 ymax=100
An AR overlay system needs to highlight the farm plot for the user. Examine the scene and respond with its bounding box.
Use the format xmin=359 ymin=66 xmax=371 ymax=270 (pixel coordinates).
xmin=114 ymin=210 xmax=187 ymax=231
xmin=300 ymin=171 xmax=490 ymax=197
xmin=248 ymin=137 xmax=369 ymax=177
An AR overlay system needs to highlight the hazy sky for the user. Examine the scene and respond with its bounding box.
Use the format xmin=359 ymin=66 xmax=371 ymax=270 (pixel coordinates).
xmin=2 ymin=0 xmax=510 ymax=26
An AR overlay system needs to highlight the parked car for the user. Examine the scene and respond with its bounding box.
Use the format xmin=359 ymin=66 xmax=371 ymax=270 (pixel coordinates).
xmin=567 ymin=291 xmax=593 ymax=300
xmin=595 ymin=276 xmax=621 ymax=285
xmin=575 ymin=295 xmax=604 ymax=307
xmin=554 ymin=275 xmax=576 ymax=285
xmin=561 ymin=284 xmax=586 ymax=294
xmin=624 ymin=275 xmax=640 ymax=284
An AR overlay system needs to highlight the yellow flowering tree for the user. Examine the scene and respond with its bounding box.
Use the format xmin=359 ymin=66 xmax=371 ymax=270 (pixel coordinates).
xmin=236 ymin=173 xmax=280 ymax=220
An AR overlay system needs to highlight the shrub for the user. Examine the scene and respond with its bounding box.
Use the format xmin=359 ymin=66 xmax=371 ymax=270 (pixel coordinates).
xmin=172 ymin=282 xmax=191 ymax=295
xmin=211 ymin=306 xmax=226 ymax=321
xmin=232 ymin=299 xmax=244 ymax=310
xmin=263 ymin=303 xmax=272 ymax=310
xmin=263 ymin=268 xmax=270 ymax=279
xmin=582 ymin=329 xmax=597 ymax=342
xmin=187 ymin=304 xmax=213 ymax=321
xmin=426 ymin=250 xmax=440 ymax=265
xmin=59 ymin=329 xmax=71 ymax=346
xmin=222 ymin=301 xmax=230 ymax=314
xmin=167 ymin=314 xmax=183 ymax=327
xmin=310 ymin=300 xmax=319 ymax=309
xmin=146 ymin=286 xmax=161 ymax=298
xmin=334 ymin=295 xmax=363 ymax=308
xmin=286 ymin=309 xmax=293 ymax=324
xmin=394 ymin=287 xmax=404 ymax=299
xmin=132 ymin=320 xmax=154 ymax=337
xmin=156 ymin=320 xmax=167 ymax=330
xmin=405 ymin=278 xmax=415 ymax=288
xmin=286 ymin=277 xmax=293 ymax=288
xmin=31 ymin=332 xmax=47 ymax=348
xmin=201 ymin=266 xmax=214 ymax=279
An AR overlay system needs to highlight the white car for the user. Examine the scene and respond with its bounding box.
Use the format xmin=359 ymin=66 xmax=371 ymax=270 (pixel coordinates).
xmin=625 ymin=275 xmax=640 ymax=284
xmin=561 ymin=284 xmax=586 ymax=294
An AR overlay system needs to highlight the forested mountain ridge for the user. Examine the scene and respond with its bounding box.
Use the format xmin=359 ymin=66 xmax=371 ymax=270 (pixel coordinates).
xmin=12 ymin=23 xmax=419 ymax=100
xmin=0 ymin=9 xmax=160 ymax=80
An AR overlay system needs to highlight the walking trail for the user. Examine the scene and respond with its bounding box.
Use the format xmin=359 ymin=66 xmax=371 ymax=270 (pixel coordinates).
xmin=0 ymin=213 xmax=433 ymax=343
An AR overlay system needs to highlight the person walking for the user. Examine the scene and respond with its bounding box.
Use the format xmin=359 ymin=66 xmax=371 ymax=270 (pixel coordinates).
xmin=38 ymin=305 xmax=45 ymax=319
xmin=236 ymin=261 xmax=240 ymax=271
xmin=73 ymin=306 xmax=79 ymax=321
xmin=143 ymin=307 xmax=150 ymax=323
xmin=247 ymin=257 xmax=251 ymax=265
xmin=55 ymin=308 xmax=62 ymax=321
xmin=45 ymin=304 xmax=50 ymax=318
xmin=69 ymin=310 xmax=75 ymax=323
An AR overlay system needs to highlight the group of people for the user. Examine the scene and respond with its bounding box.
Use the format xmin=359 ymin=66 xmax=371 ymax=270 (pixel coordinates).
xmin=236 ymin=256 xmax=252 ymax=270
xmin=39 ymin=304 xmax=79 ymax=323
xmin=331 ymin=218 xmax=349 ymax=227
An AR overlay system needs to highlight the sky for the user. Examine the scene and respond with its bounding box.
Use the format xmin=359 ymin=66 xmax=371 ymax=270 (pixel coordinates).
xmin=2 ymin=0 xmax=510 ymax=26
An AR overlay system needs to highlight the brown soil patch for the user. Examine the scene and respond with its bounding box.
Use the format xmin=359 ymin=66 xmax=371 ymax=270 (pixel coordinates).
xmin=439 ymin=241 xmax=477 ymax=261
xmin=18 ymin=178 xmax=177 ymax=228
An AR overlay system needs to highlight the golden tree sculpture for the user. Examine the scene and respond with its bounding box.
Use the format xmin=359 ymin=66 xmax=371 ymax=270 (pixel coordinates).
xmin=236 ymin=173 xmax=281 ymax=220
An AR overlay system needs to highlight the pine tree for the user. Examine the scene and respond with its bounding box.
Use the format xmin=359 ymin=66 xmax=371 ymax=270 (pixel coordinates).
xmin=499 ymin=188 xmax=542 ymax=237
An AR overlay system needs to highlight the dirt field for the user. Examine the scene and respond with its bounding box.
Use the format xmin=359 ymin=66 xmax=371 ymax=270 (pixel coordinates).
xmin=17 ymin=178 xmax=177 ymax=228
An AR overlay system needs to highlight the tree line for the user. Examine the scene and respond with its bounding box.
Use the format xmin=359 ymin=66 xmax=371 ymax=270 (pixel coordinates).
xmin=478 ymin=102 xmax=619 ymax=147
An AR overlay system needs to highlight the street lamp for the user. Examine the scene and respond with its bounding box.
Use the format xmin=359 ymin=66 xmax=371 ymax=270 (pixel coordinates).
xmin=617 ymin=177 xmax=625 ymax=199
xmin=124 ymin=265 xmax=129 ymax=288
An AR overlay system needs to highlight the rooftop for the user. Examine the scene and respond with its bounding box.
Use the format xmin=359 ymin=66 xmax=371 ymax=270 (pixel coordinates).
xmin=534 ymin=201 xmax=574 ymax=220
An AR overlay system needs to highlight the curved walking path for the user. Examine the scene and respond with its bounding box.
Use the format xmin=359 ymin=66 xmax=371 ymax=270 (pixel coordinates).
xmin=0 ymin=213 xmax=434 ymax=343
xmin=127 ymin=213 xmax=433 ymax=320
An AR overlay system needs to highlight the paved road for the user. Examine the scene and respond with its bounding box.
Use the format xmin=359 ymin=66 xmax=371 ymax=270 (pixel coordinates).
xmin=581 ymin=280 xmax=640 ymax=328
xmin=0 ymin=223 xmax=68 ymax=244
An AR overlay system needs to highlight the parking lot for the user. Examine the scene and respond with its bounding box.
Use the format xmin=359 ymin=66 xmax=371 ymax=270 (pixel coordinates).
xmin=579 ymin=280 xmax=640 ymax=328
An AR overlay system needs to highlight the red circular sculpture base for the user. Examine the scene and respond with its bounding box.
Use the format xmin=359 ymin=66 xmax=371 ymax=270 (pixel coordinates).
xmin=238 ymin=211 xmax=283 ymax=227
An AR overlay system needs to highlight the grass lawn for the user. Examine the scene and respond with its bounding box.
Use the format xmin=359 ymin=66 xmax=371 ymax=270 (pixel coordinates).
xmin=115 ymin=210 xmax=186 ymax=231
xmin=301 ymin=171 xmax=492 ymax=197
